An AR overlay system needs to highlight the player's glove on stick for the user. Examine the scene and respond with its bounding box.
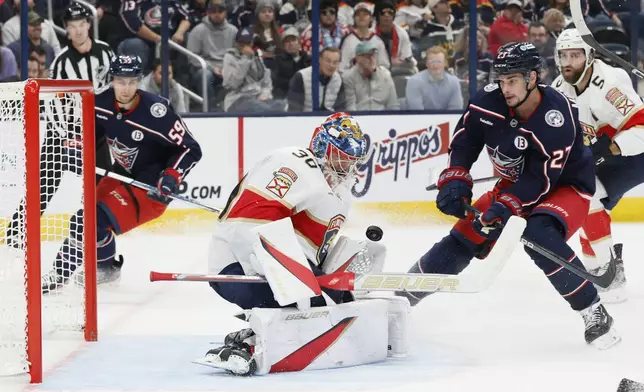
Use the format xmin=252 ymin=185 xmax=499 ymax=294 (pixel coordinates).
xmin=436 ymin=167 xmax=473 ymax=219
xmin=591 ymin=134 xmax=618 ymax=166
xmin=473 ymin=193 xmax=522 ymax=240
xmin=147 ymin=168 xmax=181 ymax=204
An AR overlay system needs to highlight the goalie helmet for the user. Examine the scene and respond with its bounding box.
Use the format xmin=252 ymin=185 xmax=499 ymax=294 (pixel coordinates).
xmin=310 ymin=112 xmax=367 ymax=188
xmin=555 ymin=28 xmax=595 ymax=86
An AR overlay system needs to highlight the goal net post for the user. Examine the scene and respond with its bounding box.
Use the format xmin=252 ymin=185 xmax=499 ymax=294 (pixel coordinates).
xmin=0 ymin=79 xmax=97 ymax=384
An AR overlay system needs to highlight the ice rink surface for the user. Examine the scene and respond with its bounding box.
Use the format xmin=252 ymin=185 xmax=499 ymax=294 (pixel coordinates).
xmin=2 ymin=220 xmax=643 ymax=392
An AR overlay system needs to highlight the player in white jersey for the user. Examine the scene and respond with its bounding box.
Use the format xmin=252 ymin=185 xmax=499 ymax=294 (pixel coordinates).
xmin=552 ymin=28 xmax=644 ymax=302
xmin=200 ymin=112 xmax=409 ymax=376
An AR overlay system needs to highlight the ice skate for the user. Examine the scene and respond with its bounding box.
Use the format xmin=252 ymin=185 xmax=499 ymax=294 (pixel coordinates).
xmin=41 ymin=270 xmax=69 ymax=294
xmin=74 ymin=255 xmax=124 ymax=287
xmin=579 ymin=299 xmax=621 ymax=350
xmin=589 ymin=244 xmax=627 ymax=303
xmin=194 ymin=329 xmax=257 ymax=376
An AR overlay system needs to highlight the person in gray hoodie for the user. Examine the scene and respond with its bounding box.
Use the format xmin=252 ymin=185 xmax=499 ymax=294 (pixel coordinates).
xmin=187 ymin=0 xmax=238 ymax=111
xmin=222 ymin=27 xmax=283 ymax=112
xmin=140 ymin=59 xmax=188 ymax=113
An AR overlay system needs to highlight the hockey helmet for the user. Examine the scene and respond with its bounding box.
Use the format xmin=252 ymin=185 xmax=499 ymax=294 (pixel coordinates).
xmin=492 ymin=42 xmax=542 ymax=80
xmin=109 ymin=55 xmax=143 ymax=78
xmin=310 ymin=112 xmax=367 ymax=187
xmin=555 ymin=28 xmax=595 ymax=86
xmin=64 ymin=3 xmax=92 ymax=23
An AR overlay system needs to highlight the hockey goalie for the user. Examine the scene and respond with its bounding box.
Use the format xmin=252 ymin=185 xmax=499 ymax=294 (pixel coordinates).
xmin=552 ymin=28 xmax=644 ymax=303
xmin=198 ymin=112 xmax=410 ymax=376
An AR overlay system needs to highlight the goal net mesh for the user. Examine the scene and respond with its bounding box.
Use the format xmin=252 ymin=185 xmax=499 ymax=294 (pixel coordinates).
xmin=0 ymin=83 xmax=88 ymax=376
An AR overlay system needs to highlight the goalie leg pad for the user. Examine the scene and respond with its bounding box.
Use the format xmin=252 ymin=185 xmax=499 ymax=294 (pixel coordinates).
xmin=248 ymin=299 xmax=389 ymax=375
xmin=358 ymin=295 xmax=411 ymax=357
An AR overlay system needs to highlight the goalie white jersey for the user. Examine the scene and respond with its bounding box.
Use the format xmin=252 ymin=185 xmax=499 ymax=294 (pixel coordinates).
xmin=552 ymin=59 xmax=644 ymax=156
xmin=211 ymin=146 xmax=351 ymax=276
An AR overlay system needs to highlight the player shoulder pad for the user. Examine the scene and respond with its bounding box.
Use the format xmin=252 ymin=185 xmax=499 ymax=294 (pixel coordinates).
xmin=468 ymin=83 xmax=505 ymax=112
xmin=138 ymin=90 xmax=174 ymax=119
xmin=540 ymin=86 xmax=577 ymax=128
xmin=594 ymin=59 xmax=637 ymax=94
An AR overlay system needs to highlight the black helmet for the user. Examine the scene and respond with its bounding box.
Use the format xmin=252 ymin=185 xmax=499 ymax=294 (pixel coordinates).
xmin=109 ymin=55 xmax=143 ymax=78
xmin=492 ymin=42 xmax=542 ymax=78
xmin=64 ymin=2 xmax=91 ymax=23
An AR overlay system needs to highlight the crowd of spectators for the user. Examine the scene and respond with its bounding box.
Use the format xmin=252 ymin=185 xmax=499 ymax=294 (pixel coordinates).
xmin=0 ymin=0 xmax=638 ymax=113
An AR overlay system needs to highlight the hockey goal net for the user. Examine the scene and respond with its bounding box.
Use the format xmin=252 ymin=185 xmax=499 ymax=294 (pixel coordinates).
xmin=0 ymin=80 xmax=97 ymax=384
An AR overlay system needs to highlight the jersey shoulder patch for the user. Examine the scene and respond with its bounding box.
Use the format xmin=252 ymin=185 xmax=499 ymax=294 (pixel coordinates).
xmin=483 ymin=83 xmax=499 ymax=92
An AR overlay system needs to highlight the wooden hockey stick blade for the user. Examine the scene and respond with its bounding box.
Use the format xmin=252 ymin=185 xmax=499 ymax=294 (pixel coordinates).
xmin=426 ymin=175 xmax=499 ymax=191
xmin=96 ymin=167 xmax=222 ymax=214
xmin=570 ymin=0 xmax=644 ymax=79
xmin=617 ymin=378 xmax=644 ymax=392
xmin=520 ymin=237 xmax=616 ymax=288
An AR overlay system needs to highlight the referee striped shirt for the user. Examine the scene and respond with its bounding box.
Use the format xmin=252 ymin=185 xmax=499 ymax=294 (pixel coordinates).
xmin=49 ymin=39 xmax=115 ymax=90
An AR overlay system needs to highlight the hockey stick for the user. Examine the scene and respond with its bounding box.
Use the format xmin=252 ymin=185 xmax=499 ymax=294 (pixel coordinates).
xmin=425 ymin=175 xmax=499 ymax=191
xmin=95 ymin=167 xmax=222 ymax=214
xmin=150 ymin=215 xmax=526 ymax=293
xmin=570 ymin=0 xmax=644 ymax=79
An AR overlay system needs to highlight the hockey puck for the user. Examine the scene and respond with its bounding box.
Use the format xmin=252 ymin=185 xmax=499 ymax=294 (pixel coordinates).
xmin=365 ymin=225 xmax=383 ymax=242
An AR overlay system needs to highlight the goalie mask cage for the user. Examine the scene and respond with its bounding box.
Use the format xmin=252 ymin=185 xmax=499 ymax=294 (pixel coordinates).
xmin=0 ymin=79 xmax=97 ymax=384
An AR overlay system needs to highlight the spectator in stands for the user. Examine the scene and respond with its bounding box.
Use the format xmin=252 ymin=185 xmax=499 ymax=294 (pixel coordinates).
xmin=534 ymin=0 xmax=572 ymax=23
xmin=452 ymin=27 xmax=493 ymax=88
xmin=230 ymin=0 xmax=257 ymax=29
xmin=140 ymin=59 xmax=188 ymax=113
xmin=272 ymin=27 xmax=311 ymax=100
xmin=223 ymin=27 xmax=281 ymax=112
xmin=2 ymin=3 xmax=61 ymax=53
xmin=340 ymin=2 xmax=389 ymax=73
xmin=26 ymin=56 xmax=41 ymax=78
xmin=528 ymin=21 xmax=557 ymax=79
xmin=301 ymin=0 xmax=349 ymax=55
xmin=29 ymin=45 xmax=49 ymax=77
xmin=343 ymin=41 xmax=399 ymax=111
xmin=542 ymin=8 xmax=566 ymax=39
xmin=95 ymin=1 xmax=133 ymax=51
xmin=420 ymin=0 xmax=465 ymax=62
xmin=395 ymin=0 xmax=431 ymax=40
xmin=252 ymin=0 xmax=281 ymax=68
xmin=337 ymin=1 xmax=356 ymax=27
xmin=288 ymin=46 xmax=346 ymax=112
xmin=188 ymin=0 xmax=237 ymax=111
xmin=184 ymin=0 xmax=208 ymax=26
xmin=278 ymin=0 xmax=311 ymax=33
xmin=487 ymin=0 xmax=528 ymax=55
xmin=0 ymin=47 xmax=17 ymax=81
xmin=118 ymin=0 xmax=191 ymax=69
xmin=7 ymin=12 xmax=56 ymax=68
xmin=405 ymin=46 xmax=462 ymax=110
xmin=374 ymin=0 xmax=417 ymax=75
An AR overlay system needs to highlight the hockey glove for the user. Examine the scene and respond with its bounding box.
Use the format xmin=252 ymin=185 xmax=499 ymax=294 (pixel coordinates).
xmin=435 ymin=167 xmax=473 ymax=219
xmin=591 ymin=134 xmax=619 ymax=166
xmin=147 ymin=168 xmax=181 ymax=203
xmin=473 ymin=193 xmax=522 ymax=240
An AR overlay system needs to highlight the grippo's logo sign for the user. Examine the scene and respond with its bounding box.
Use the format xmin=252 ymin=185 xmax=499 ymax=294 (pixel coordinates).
xmin=352 ymin=122 xmax=450 ymax=197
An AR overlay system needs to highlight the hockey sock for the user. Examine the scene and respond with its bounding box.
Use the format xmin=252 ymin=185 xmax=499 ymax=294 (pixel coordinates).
xmin=523 ymin=215 xmax=597 ymax=311
xmin=580 ymin=208 xmax=613 ymax=270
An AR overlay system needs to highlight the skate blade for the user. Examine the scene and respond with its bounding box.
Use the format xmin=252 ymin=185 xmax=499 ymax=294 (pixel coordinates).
xmin=591 ymin=328 xmax=622 ymax=350
xmin=193 ymin=355 xmax=252 ymax=375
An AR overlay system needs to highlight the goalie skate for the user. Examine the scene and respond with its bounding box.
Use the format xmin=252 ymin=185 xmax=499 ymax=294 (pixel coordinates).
xmin=588 ymin=244 xmax=627 ymax=304
xmin=195 ymin=329 xmax=257 ymax=376
xmin=579 ymin=299 xmax=621 ymax=350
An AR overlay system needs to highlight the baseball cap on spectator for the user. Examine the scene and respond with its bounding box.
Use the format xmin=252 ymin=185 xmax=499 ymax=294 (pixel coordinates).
xmin=28 ymin=11 xmax=44 ymax=25
xmin=505 ymin=0 xmax=523 ymax=8
xmin=236 ymin=27 xmax=254 ymax=43
xmin=320 ymin=0 xmax=339 ymax=12
xmin=374 ymin=0 xmax=396 ymax=20
xmin=255 ymin=0 xmax=275 ymax=15
xmin=354 ymin=2 xmax=374 ymax=15
xmin=208 ymin=0 xmax=227 ymax=11
xmin=355 ymin=41 xmax=377 ymax=56
xmin=427 ymin=0 xmax=448 ymax=8
xmin=282 ymin=27 xmax=300 ymax=42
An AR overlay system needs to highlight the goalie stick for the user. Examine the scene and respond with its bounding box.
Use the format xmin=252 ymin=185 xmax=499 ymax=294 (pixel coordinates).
xmin=96 ymin=167 xmax=222 ymax=214
xmin=150 ymin=215 xmax=526 ymax=293
xmin=570 ymin=0 xmax=644 ymax=79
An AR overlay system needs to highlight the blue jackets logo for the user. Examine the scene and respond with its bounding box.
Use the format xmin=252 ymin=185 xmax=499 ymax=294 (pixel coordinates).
xmin=107 ymin=137 xmax=139 ymax=173
xmin=352 ymin=123 xmax=450 ymax=197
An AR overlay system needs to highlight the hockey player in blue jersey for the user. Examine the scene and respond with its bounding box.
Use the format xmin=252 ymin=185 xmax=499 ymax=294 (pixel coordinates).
xmin=397 ymin=43 xmax=620 ymax=349
xmin=42 ymin=55 xmax=202 ymax=292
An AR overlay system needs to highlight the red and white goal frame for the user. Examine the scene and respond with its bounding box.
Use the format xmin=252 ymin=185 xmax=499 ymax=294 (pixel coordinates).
xmin=0 ymin=79 xmax=97 ymax=384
